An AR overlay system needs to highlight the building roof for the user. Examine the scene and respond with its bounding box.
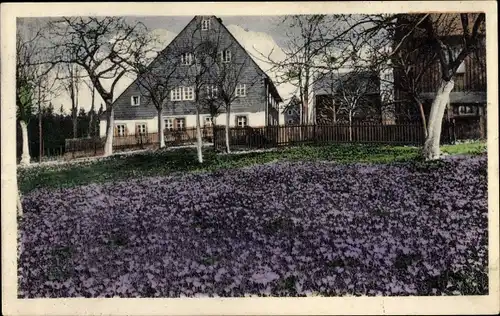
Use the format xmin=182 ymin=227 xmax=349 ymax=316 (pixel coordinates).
xmin=110 ymin=15 xmax=282 ymax=111
xmin=420 ymin=91 xmax=486 ymax=104
xmin=313 ymin=70 xmax=380 ymax=96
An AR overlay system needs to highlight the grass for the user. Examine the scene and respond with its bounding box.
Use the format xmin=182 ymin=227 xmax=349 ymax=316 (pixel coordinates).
xmin=441 ymin=141 xmax=486 ymax=155
xmin=18 ymin=142 xmax=486 ymax=194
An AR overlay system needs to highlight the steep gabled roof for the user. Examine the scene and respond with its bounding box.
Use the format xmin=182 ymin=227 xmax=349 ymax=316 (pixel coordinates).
xmin=212 ymin=16 xmax=283 ymax=103
xmin=111 ymin=15 xmax=283 ymax=109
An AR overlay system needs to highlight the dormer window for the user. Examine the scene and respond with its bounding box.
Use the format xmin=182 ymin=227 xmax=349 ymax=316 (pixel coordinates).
xmin=201 ymin=19 xmax=210 ymax=31
xmin=131 ymin=95 xmax=140 ymax=106
xmin=181 ymin=52 xmax=193 ymax=65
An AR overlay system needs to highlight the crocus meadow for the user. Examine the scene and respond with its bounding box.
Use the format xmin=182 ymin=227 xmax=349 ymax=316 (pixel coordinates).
xmin=18 ymin=155 xmax=488 ymax=298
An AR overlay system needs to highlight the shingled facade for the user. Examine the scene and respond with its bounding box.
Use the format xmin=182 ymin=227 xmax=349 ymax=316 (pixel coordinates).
xmin=100 ymin=16 xmax=282 ymax=137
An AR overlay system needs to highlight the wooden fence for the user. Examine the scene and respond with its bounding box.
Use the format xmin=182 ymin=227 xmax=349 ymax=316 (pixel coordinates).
xmin=62 ymin=121 xmax=475 ymax=159
xmin=64 ymin=127 xmax=214 ymax=159
xmin=213 ymin=123 xmax=425 ymax=151
xmin=213 ymin=122 xmax=461 ymax=151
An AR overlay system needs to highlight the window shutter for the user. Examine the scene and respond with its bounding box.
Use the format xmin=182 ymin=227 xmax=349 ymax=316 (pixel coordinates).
xmin=135 ymin=124 xmax=139 ymax=135
xmin=114 ymin=125 xmax=118 ymax=137
xmin=125 ymin=126 xmax=129 ymax=136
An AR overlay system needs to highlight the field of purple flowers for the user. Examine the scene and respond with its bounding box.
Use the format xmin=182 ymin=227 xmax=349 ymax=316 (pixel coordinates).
xmin=18 ymin=154 xmax=488 ymax=298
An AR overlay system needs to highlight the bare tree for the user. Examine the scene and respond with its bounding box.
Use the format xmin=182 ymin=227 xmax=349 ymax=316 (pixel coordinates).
xmin=82 ymin=78 xmax=97 ymax=137
xmin=258 ymin=15 xmax=333 ymax=125
xmin=62 ymin=63 xmax=82 ymax=138
xmin=333 ymin=70 xmax=377 ymax=141
xmin=212 ymin=47 xmax=256 ymax=154
xmin=16 ymin=20 xmax=57 ymax=165
xmin=130 ymin=40 xmax=179 ymax=149
xmin=48 ymin=17 xmax=154 ymax=156
xmin=354 ymin=13 xmax=485 ymax=159
xmin=177 ymin=26 xmax=221 ymax=163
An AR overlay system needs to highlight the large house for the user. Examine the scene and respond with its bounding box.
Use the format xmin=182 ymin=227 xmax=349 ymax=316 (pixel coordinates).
xmin=312 ymin=69 xmax=395 ymax=124
xmin=393 ymin=13 xmax=486 ymax=138
xmin=99 ymin=16 xmax=282 ymax=138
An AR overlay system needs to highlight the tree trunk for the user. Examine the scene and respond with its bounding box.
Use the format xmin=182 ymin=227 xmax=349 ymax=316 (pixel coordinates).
xmin=104 ymin=106 xmax=114 ymax=157
xmin=332 ymin=98 xmax=336 ymax=124
xmin=348 ymin=111 xmax=353 ymax=142
xmin=422 ymin=79 xmax=454 ymax=160
xmin=72 ymin=108 xmax=78 ymax=138
xmin=38 ymin=84 xmax=43 ymax=162
xmin=38 ymin=101 xmax=43 ymax=162
xmin=414 ymin=96 xmax=428 ymax=138
xmin=19 ymin=120 xmax=31 ymax=166
xmin=225 ymin=105 xmax=231 ymax=154
xmin=157 ymin=107 xmax=165 ymax=149
xmin=88 ymin=86 xmax=95 ymax=138
xmin=195 ymin=107 xmax=203 ymax=163
xmin=17 ymin=189 xmax=23 ymax=217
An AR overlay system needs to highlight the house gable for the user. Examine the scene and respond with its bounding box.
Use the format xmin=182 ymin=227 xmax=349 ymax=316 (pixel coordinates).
xmin=109 ymin=16 xmax=282 ymax=121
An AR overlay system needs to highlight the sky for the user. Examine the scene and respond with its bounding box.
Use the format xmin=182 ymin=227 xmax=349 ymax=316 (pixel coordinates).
xmin=20 ymin=15 xmax=297 ymax=114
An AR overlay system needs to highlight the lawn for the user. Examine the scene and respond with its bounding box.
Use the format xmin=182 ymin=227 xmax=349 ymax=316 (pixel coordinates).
xmin=17 ymin=143 xmax=488 ymax=298
xmin=17 ymin=142 xmax=486 ymax=194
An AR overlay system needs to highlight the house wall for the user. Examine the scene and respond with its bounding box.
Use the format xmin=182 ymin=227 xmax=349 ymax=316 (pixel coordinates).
xmin=99 ymin=111 xmax=267 ymax=137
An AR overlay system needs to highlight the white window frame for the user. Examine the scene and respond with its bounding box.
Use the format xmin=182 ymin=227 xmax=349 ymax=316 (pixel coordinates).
xmin=220 ymin=50 xmax=232 ymax=63
xmin=116 ymin=124 xmax=126 ymax=137
xmin=183 ymin=86 xmax=195 ymax=101
xmin=170 ymin=87 xmax=182 ymax=101
xmin=236 ymin=115 xmax=248 ymax=128
xmin=136 ymin=123 xmax=147 ymax=135
xmin=458 ymin=105 xmax=476 ymax=116
xmin=176 ymin=118 xmax=185 ymax=130
xmin=204 ymin=116 xmax=213 ymax=127
xmin=164 ymin=118 xmax=174 ymax=130
xmin=287 ymin=110 xmax=293 ymax=115
xmin=206 ymin=85 xmax=218 ymax=99
xmin=181 ymin=52 xmax=193 ymax=66
xmin=235 ymin=84 xmax=246 ymax=97
xmin=201 ymin=19 xmax=210 ymax=31
xmin=131 ymin=95 xmax=141 ymax=106
xmin=288 ymin=119 xmax=293 ymax=124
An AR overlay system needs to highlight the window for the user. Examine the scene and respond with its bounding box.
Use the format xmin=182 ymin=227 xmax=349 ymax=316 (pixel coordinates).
xmin=176 ymin=118 xmax=186 ymax=130
xmin=183 ymin=86 xmax=195 ymax=100
xmin=454 ymin=73 xmax=465 ymax=92
xmin=181 ymin=52 xmax=193 ymax=65
xmin=171 ymin=87 xmax=182 ymax=101
xmin=164 ymin=118 xmax=174 ymax=130
xmin=201 ymin=19 xmax=210 ymax=30
xmin=206 ymin=85 xmax=218 ymax=99
xmin=287 ymin=110 xmax=292 ymax=115
xmin=235 ymin=84 xmax=246 ymax=97
xmin=136 ymin=123 xmax=147 ymax=135
xmin=220 ymin=50 xmax=232 ymax=63
xmin=288 ymin=119 xmax=293 ymax=124
xmin=115 ymin=124 xmax=126 ymax=137
xmin=204 ymin=116 xmax=213 ymax=127
xmin=236 ymin=115 xmax=248 ymax=128
xmin=131 ymin=95 xmax=140 ymax=106
xmin=457 ymin=105 xmax=476 ymax=115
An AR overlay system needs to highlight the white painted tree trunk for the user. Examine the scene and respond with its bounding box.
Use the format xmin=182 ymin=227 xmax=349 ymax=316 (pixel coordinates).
xmin=19 ymin=120 xmax=31 ymax=166
xmin=225 ymin=105 xmax=231 ymax=154
xmin=195 ymin=108 xmax=203 ymax=163
xmin=423 ymin=79 xmax=454 ymax=160
xmin=157 ymin=108 xmax=165 ymax=149
xmin=17 ymin=189 xmax=23 ymax=217
xmin=104 ymin=107 xmax=114 ymax=157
